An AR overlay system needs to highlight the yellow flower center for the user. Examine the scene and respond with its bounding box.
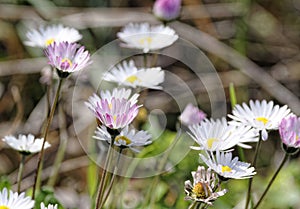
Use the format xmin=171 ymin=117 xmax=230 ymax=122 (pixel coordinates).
xmin=45 ymin=38 xmax=55 ymax=46
xmin=61 ymin=58 xmax=73 ymax=67
xmin=207 ymin=138 xmax=218 ymax=149
xmin=256 ymin=117 xmax=269 ymax=125
xmin=0 ymin=206 xmax=10 ymax=209
xmin=139 ymin=36 xmax=153 ymax=45
xmin=221 ymin=165 xmax=232 ymax=173
xmin=125 ymin=75 xmax=140 ymax=84
xmin=192 ymin=182 xmax=207 ymax=198
xmin=115 ymin=135 xmax=132 ymax=145
xmin=113 ymin=115 xmax=117 ymax=122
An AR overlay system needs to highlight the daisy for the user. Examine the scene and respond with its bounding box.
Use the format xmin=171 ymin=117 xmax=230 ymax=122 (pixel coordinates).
xmin=94 ymin=125 xmax=152 ymax=152
xmin=188 ymin=117 xmax=258 ymax=151
xmin=44 ymin=42 xmax=91 ymax=78
xmin=279 ymin=116 xmax=300 ymax=154
xmin=200 ymin=151 xmax=256 ymax=180
xmin=179 ymin=103 xmax=206 ymax=126
xmin=85 ymin=88 xmax=140 ymax=129
xmin=40 ymin=203 xmax=58 ymax=209
xmin=228 ymin=100 xmax=292 ymax=140
xmin=153 ymin=0 xmax=182 ymax=22
xmin=24 ymin=24 xmax=82 ymax=48
xmin=103 ymin=60 xmax=165 ymax=89
xmin=117 ymin=22 xmax=178 ymax=53
xmin=2 ymin=134 xmax=50 ymax=155
xmin=0 ymin=188 xmax=35 ymax=209
xmin=184 ymin=166 xmax=227 ymax=205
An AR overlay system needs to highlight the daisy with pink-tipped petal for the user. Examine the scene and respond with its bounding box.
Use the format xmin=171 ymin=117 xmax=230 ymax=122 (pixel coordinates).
xmin=117 ymin=22 xmax=178 ymax=53
xmin=0 ymin=188 xmax=35 ymax=209
xmin=85 ymin=88 xmax=140 ymax=129
xmin=279 ymin=116 xmax=300 ymax=154
xmin=153 ymin=0 xmax=182 ymax=22
xmin=179 ymin=103 xmax=206 ymax=126
xmin=228 ymin=100 xmax=292 ymax=140
xmin=24 ymin=24 xmax=82 ymax=48
xmin=44 ymin=41 xmax=92 ymax=78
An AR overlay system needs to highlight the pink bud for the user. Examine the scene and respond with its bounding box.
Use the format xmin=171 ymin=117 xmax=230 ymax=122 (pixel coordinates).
xmin=153 ymin=0 xmax=182 ymax=22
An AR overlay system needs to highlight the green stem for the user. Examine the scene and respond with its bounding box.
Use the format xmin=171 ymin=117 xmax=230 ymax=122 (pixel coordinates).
xmin=253 ymin=153 xmax=289 ymax=209
xmin=99 ymin=148 xmax=123 ymax=208
xmin=245 ymin=136 xmax=262 ymax=209
xmin=17 ymin=154 xmax=26 ymax=193
xmin=188 ymin=201 xmax=200 ymax=209
xmin=32 ymin=77 xmax=63 ymax=199
xmin=95 ymin=134 xmax=116 ymax=209
xmin=143 ymin=53 xmax=148 ymax=68
xmin=47 ymin=105 xmax=68 ymax=187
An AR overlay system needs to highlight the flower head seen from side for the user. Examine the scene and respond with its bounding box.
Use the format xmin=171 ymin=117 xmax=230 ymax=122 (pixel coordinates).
xmin=103 ymin=60 xmax=165 ymax=89
xmin=184 ymin=166 xmax=227 ymax=205
xmin=117 ymin=22 xmax=178 ymax=53
xmin=0 ymin=188 xmax=35 ymax=209
xmin=153 ymin=0 xmax=182 ymax=22
xmin=200 ymin=151 xmax=256 ymax=180
xmin=94 ymin=125 xmax=152 ymax=152
xmin=279 ymin=116 xmax=300 ymax=154
xmin=40 ymin=203 xmax=58 ymax=209
xmin=45 ymin=42 xmax=92 ymax=78
xmin=85 ymin=88 xmax=140 ymax=129
xmin=228 ymin=100 xmax=292 ymax=140
xmin=188 ymin=117 xmax=258 ymax=151
xmin=179 ymin=103 xmax=206 ymax=126
xmin=2 ymin=134 xmax=50 ymax=155
xmin=24 ymin=24 xmax=82 ymax=48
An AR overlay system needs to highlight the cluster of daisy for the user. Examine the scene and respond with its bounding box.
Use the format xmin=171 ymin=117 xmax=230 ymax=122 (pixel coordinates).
xmin=181 ymin=99 xmax=299 ymax=207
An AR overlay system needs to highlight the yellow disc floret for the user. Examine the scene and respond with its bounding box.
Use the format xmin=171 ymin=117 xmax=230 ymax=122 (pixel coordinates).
xmin=45 ymin=38 xmax=55 ymax=46
xmin=0 ymin=205 xmax=10 ymax=209
xmin=256 ymin=117 xmax=269 ymax=125
xmin=221 ymin=165 xmax=232 ymax=173
xmin=115 ymin=135 xmax=132 ymax=145
xmin=192 ymin=182 xmax=207 ymax=199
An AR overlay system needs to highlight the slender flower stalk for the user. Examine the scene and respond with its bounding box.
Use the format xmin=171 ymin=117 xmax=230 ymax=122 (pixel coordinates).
xmin=32 ymin=78 xmax=63 ymax=199
xmin=245 ymin=135 xmax=262 ymax=209
xmin=98 ymin=148 xmax=123 ymax=209
xmin=17 ymin=154 xmax=26 ymax=193
xmin=253 ymin=153 xmax=289 ymax=209
xmin=95 ymin=132 xmax=117 ymax=209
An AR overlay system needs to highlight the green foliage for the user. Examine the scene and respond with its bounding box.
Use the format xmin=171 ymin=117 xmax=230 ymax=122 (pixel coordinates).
xmin=0 ymin=176 xmax=11 ymax=191
xmin=34 ymin=186 xmax=64 ymax=209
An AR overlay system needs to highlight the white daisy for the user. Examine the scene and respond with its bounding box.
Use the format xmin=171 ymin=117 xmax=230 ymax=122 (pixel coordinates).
xmin=184 ymin=166 xmax=227 ymax=205
xmin=188 ymin=117 xmax=259 ymax=151
xmin=200 ymin=151 xmax=256 ymax=180
xmin=0 ymin=188 xmax=35 ymax=209
xmin=117 ymin=22 xmax=178 ymax=53
xmin=103 ymin=60 xmax=165 ymax=89
xmin=2 ymin=134 xmax=51 ymax=155
xmin=24 ymin=24 xmax=82 ymax=48
xmin=228 ymin=100 xmax=292 ymax=140
xmin=40 ymin=203 xmax=58 ymax=209
xmin=93 ymin=125 xmax=152 ymax=152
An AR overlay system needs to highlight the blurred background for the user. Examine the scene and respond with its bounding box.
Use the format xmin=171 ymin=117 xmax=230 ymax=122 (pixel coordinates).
xmin=0 ymin=0 xmax=300 ymax=208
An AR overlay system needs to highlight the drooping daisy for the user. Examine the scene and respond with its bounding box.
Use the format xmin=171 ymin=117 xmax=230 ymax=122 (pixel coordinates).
xmin=279 ymin=116 xmax=300 ymax=154
xmin=179 ymin=103 xmax=206 ymax=126
xmin=44 ymin=42 xmax=92 ymax=78
xmin=103 ymin=60 xmax=165 ymax=89
xmin=40 ymin=202 xmax=58 ymax=209
xmin=200 ymin=151 xmax=256 ymax=180
xmin=184 ymin=166 xmax=227 ymax=205
xmin=2 ymin=134 xmax=50 ymax=155
xmin=153 ymin=0 xmax=182 ymax=22
xmin=0 ymin=188 xmax=35 ymax=209
xmin=188 ymin=117 xmax=258 ymax=151
xmin=85 ymin=88 xmax=141 ymax=129
xmin=24 ymin=24 xmax=82 ymax=48
xmin=117 ymin=22 xmax=178 ymax=53
xmin=228 ymin=100 xmax=292 ymax=140
xmin=94 ymin=125 xmax=152 ymax=152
